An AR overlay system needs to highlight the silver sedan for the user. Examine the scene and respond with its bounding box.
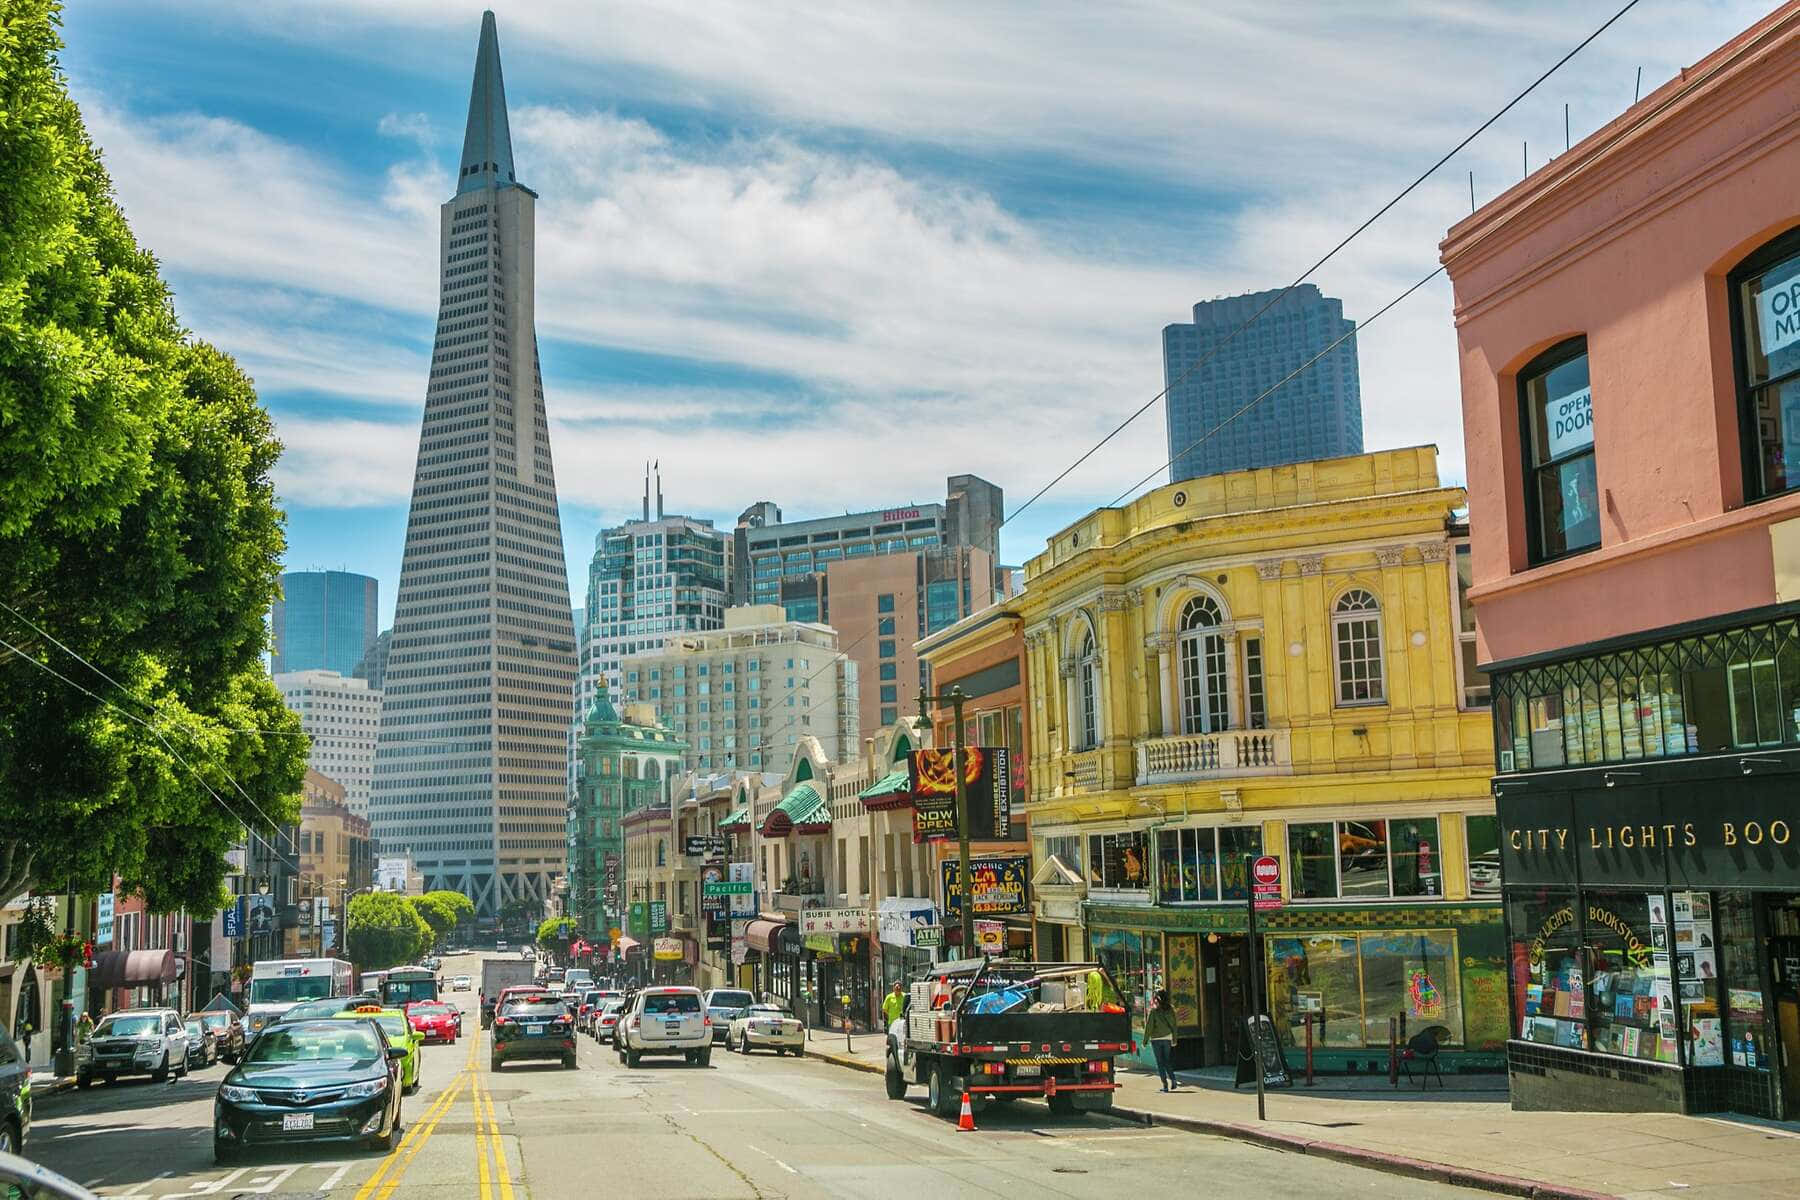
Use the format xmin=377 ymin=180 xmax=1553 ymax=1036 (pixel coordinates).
xmin=726 ymin=1004 xmax=805 ymax=1056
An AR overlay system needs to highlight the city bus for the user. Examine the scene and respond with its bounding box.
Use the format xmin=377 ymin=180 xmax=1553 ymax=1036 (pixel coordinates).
xmin=381 ymin=964 xmax=440 ymax=1007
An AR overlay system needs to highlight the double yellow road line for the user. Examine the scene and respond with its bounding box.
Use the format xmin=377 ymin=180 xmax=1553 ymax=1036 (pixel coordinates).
xmin=350 ymin=1025 xmax=514 ymax=1200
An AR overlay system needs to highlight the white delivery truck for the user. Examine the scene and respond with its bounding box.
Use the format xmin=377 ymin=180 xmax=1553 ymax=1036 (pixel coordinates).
xmin=245 ymin=957 xmax=356 ymax=1036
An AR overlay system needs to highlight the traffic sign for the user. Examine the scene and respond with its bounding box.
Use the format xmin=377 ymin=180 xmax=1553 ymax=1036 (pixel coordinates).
xmin=1251 ymin=855 xmax=1282 ymax=911
xmin=704 ymin=880 xmax=753 ymax=897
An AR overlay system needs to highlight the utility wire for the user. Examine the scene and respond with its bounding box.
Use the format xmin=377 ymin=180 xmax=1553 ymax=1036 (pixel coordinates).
xmin=1002 ymin=0 xmax=1648 ymax=530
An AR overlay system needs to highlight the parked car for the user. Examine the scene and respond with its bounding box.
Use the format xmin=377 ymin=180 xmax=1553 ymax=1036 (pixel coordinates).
xmin=197 ymin=1011 xmax=246 ymax=1064
xmin=0 ymin=1023 xmax=32 ymax=1153
xmin=617 ymin=987 xmax=710 ymax=1068
xmin=490 ymin=993 xmax=575 ymax=1071
xmin=405 ymin=1000 xmax=460 ymax=1045
xmin=213 ymin=1017 xmax=406 ymax=1162
xmin=77 ymin=1009 xmax=190 ymax=1087
xmin=183 ymin=1019 xmax=217 ymax=1070
xmin=702 ymin=989 xmax=756 ymax=1044
xmin=332 ymin=1006 xmax=421 ymax=1094
xmin=573 ymin=989 xmax=602 ymax=1033
xmin=450 ymin=975 xmax=473 ymax=992
xmin=495 ymin=941 xmax=510 ymax=953
xmin=727 ymin=1004 xmax=805 ymax=1056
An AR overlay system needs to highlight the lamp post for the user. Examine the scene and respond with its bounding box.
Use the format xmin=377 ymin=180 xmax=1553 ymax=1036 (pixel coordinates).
xmin=915 ymin=686 xmax=973 ymax=959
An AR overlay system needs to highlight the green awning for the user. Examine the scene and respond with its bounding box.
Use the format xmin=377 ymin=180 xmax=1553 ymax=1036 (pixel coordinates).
xmin=858 ymin=769 xmax=912 ymax=810
xmin=763 ymin=781 xmax=829 ymax=836
xmin=719 ymin=803 xmax=750 ymax=829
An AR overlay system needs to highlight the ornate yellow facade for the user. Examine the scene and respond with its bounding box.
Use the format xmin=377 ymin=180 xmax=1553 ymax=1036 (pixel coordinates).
xmin=1017 ymin=446 xmax=1505 ymax=1069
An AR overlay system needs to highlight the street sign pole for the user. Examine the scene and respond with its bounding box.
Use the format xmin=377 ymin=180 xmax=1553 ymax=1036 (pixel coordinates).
xmin=1246 ymin=853 xmax=1262 ymax=1122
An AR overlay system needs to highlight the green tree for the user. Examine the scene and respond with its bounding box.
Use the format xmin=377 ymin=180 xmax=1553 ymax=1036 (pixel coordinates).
xmin=410 ymin=890 xmax=474 ymax=944
xmin=346 ymin=892 xmax=430 ymax=971
xmin=536 ymin=916 xmax=576 ymax=952
xmin=0 ymin=1 xmax=305 ymax=911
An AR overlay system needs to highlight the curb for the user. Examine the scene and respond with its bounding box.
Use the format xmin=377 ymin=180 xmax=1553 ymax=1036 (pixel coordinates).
xmin=29 ymin=1077 xmax=76 ymax=1101
xmin=802 ymin=1049 xmax=1615 ymax=1200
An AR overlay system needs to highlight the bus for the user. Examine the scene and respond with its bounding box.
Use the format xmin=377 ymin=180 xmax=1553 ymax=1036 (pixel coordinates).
xmin=382 ymin=965 xmax=440 ymax=1007
xmin=246 ymin=958 xmax=356 ymax=1035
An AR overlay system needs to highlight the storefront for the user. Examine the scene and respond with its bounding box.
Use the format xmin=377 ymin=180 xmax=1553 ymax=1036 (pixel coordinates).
xmin=750 ymin=921 xmax=801 ymax=1014
xmin=876 ymin=898 xmax=938 ymax=995
xmin=1490 ymin=610 xmax=1800 ymax=1118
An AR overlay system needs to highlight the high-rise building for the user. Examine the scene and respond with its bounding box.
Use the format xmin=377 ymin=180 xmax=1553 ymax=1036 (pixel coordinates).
xmin=729 ymin=501 xmax=783 ymax=606
xmin=369 ymin=13 xmax=576 ymax=916
xmin=1163 ymin=284 xmax=1363 ymax=483
xmin=271 ymin=571 xmax=378 ymax=677
xmin=275 ymin=670 xmax=381 ymax=817
xmin=352 ymin=628 xmax=392 ymax=689
xmin=578 ymin=469 xmax=727 ymax=708
xmin=621 ymin=605 xmax=858 ymax=773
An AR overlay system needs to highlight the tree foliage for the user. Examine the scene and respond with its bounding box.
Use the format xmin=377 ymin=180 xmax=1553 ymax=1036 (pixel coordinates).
xmin=346 ymin=892 xmax=430 ymax=971
xmin=0 ymin=1 xmax=305 ymax=911
xmin=536 ymin=916 xmax=576 ymax=949
xmin=410 ymin=890 xmax=474 ymax=941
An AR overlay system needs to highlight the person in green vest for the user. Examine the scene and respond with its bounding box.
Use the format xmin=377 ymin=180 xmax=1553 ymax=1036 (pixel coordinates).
xmin=1145 ymin=989 xmax=1179 ymax=1091
xmin=881 ymin=982 xmax=907 ymax=1027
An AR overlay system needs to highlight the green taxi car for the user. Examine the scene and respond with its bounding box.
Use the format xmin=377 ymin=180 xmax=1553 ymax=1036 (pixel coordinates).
xmin=333 ymin=1005 xmax=421 ymax=1094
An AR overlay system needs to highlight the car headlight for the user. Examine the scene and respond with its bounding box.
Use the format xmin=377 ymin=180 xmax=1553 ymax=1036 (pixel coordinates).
xmin=345 ymin=1078 xmax=388 ymax=1099
xmin=218 ymin=1084 xmax=259 ymax=1103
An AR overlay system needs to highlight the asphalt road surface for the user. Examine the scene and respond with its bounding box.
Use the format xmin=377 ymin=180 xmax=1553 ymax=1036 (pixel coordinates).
xmin=22 ymin=952 xmax=1488 ymax=1199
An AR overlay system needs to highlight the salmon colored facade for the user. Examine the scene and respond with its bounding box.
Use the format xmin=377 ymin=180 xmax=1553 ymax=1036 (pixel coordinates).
xmin=1444 ymin=3 xmax=1800 ymax=1119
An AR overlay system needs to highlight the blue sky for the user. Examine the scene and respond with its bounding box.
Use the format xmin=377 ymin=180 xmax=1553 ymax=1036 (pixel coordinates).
xmin=60 ymin=0 xmax=1771 ymax=627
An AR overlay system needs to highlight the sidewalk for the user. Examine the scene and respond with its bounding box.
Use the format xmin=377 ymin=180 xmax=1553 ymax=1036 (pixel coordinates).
xmin=27 ymin=1070 xmax=76 ymax=1101
xmin=799 ymin=1032 xmax=1800 ymax=1200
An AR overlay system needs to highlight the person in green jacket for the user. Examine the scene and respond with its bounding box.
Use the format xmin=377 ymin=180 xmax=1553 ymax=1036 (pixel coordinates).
xmin=881 ymin=982 xmax=907 ymax=1027
xmin=1145 ymin=989 xmax=1179 ymax=1091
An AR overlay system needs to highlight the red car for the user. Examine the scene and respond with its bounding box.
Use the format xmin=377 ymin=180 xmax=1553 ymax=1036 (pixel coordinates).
xmin=405 ymin=1000 xmax=461 ymax=1044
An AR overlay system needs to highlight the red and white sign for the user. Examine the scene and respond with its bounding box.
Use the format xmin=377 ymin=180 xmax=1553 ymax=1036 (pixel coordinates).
xmin=1251 ymin=855 xmax=1283 ymax=912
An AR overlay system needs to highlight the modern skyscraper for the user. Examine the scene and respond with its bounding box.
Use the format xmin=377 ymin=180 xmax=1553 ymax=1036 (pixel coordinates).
xmin=1163 ymin=284 xmax=1363 ymax=483
xmin=369 ymin=12 xmax=576 ymax=916
xmin=275 ymin=670 xmax=381 ymax=817
xmin=270 ymin=571 xmax=378 ymax=677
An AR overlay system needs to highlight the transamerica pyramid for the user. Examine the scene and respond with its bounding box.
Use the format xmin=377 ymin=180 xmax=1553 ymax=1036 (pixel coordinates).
xmin=370 ymin=11 xmax=576 ymax=918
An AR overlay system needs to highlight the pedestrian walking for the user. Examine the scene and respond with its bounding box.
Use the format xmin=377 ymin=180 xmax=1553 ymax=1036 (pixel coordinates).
xmin=881 ymin=982 xmax=906 ymax=1027
xmin=1146 ymin=989 xmax=1179 ymax=1092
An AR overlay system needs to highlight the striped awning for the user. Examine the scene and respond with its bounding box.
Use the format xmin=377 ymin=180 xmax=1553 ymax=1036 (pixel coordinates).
xmin=857 ymin=769 xmax=913 ymax=811
xmin=761 ymin=782 xmax=829 ymax=836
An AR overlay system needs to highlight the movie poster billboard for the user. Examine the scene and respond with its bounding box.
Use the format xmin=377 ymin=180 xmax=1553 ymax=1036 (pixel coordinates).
xmin=908 ymin=746 xmax=1012 ymax=842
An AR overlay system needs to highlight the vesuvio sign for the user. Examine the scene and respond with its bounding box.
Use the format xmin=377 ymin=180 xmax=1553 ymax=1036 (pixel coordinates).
xmin=1499 ymin=782 xmax=1800 ymax=888
xmin=940 ymin=856 xmax=1029 ymax=917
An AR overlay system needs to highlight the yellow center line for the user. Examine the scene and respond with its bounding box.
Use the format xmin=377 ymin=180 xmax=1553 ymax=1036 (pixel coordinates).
xmin=476 ymin=1070 xmax=515 ymax=1200
xmin=473 ymin=1071 xmax=492 ymax=1200
xmin=352 ymin=1027 xmax=479 ymax=1200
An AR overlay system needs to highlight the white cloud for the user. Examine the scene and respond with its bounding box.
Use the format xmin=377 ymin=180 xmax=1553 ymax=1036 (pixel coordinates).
xmin=272 ymin=416 xmax=419 ymax=508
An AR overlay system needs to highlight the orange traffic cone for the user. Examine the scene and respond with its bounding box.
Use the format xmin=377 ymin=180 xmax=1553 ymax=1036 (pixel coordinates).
xmin=957 ymin=1090 xmax=976 ymax=1131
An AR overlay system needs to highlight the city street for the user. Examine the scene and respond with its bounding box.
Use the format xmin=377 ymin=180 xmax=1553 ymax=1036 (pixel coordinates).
xmin=21 ymin=954 xmax=1484 ymax=1200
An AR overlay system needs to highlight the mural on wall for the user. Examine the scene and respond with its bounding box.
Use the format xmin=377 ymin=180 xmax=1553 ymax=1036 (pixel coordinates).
xmin=1165 ymin=934 xmax=1200 ymax=1031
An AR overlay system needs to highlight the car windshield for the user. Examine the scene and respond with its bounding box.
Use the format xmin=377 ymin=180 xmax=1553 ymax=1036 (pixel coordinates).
xmin=184 ymin=1021 xmax=203 ymax=1035
xmin=642 ymin=993 xmax=701 ymax=1015
xmin=248 ymin=976 xmax=334 ymax=1005
xmin=746 ymin=1005 xmax=786 ymax=1016
xmin=245 ymin=1023 xmax=382 ymax=1065
xmin=283 ymin=998 xmax=351 ymax=1021
xmin=708 ymin=991 xmax=755 ymax=1010
xmin=601 ymin=1001 xmax=623 ymax=1015
xmin=412 ymin=1002 xmax=452 ymax=1015
xmin=385 ymin=979 xmax=437 ymax=1005
xmin=199 ymin=1013 xmax=234 ymax=1029
xmin=96 ymin=1015 xmax=163 ymax=1038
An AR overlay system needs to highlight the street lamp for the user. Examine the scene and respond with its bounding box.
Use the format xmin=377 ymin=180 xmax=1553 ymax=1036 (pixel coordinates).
xmin=916 ymin=685 xmax=974 ymax=959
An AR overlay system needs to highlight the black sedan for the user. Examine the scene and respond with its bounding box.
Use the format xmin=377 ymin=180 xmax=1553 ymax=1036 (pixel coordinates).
xmin=490 ymin=995 xmax=575 ymax=1070
xmin=213 ymin=1018 xmax=405 ymax=1163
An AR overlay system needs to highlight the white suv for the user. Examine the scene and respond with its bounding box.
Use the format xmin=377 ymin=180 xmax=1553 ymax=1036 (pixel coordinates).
xmin=617 ymin=987 xmax=711 ymax=1067
xmin=77 ymin=1008 xmax=191 ymax=1087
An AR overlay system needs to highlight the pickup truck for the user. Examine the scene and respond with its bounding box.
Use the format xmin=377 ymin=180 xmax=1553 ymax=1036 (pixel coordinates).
xmin=886 ymin=959 xmax=1132 ymax=1119
xmin=480 ymin=958 xmax=538 ymax=1028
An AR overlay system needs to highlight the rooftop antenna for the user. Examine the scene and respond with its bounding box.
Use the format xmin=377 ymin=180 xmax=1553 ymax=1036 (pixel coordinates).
xmin=642 ymin=461 xmax=650 ymax=522
xmin=655 ymin=460 xmax=663 ymax=520
xmin=1635 ymin=66 xmax=1643 ymax=103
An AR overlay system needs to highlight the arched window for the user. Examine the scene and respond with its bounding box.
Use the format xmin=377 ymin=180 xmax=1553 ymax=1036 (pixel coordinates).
xmin=1333 ymin=589 xmax=1386 ymax=705
xmin=1076 ymin=629 xmax=1099 ymax=749
xmin=1177 ymin=596 xmax=1230 ymax=734
xmin=643 ymin=759 xmax=661 ymax=781
xmin=656 ymin=839 xmax=666 ymax=867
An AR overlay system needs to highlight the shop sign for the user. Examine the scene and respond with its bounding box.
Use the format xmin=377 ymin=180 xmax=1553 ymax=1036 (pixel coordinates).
xmin=628 ymin=901 xmax=648 ymax=937
xmin=909 ymin=747 xmax=1012 ymax=841
xmin=730 ymin=918 xmax=750 ymax=966
xmin=1540 ymin=385 xmax=1593 ymax=459
xmin=940 ymin=856 xmax=1029 ymax=917
xmin=704 ymin=879 xmax=753 ymax=897
xmin=649 ymin=900 xmax=669 ymax=934
xmin=700 ymin=865 xmax=725 ymax=913
xmin=96 ymin=893 xmax=114 ymax=946
xmin=877 ymin=898 xmax=936 ymax=947
xmin=222 ymin=897 xmax=246 ymax=940
xmin=803 ymin=933 xmax=839 ymax=957
xmin=685 ymin=835 xmax=726 ymax=857
xmin=321 ymin=921 xmax=336 ymax=950
xmin=729 ymin=862 xmax=757 ymax=916
xmin=1757 ymin=266 xmax=1800 ymax=356
xmin=799 ymin=907 xmax=869 ymax=935
xmin=912 ymin=926 xmax=943 ymax=948
xmin=653 ymin=936 xmax=683 ymax=961
xmin=974 ymin=920 xmax=1006 ymax=955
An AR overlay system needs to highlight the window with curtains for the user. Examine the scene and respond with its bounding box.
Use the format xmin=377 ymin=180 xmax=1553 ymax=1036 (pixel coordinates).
xmin=1332 ymin=589 xmax=1385 ymax=704
xmin=1076 ymin=630 xmax=1099 ymax=749
xmin=1177 ymin=596 xmax=1229 ymax=733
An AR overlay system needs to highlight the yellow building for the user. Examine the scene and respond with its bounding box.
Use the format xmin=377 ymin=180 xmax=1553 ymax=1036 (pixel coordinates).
xmin=1018 ymin=446 xmax=1504 ymax=1071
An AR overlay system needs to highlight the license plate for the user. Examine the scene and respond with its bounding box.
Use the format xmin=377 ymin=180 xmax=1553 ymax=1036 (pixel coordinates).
xmin=282 ymin=1113 xmax=314 ymax=1132
xmin=1013 ymin=1063 xmax=1042 ymax=1077
xmin=527 ymin=1024 xmax=545 ymax=1035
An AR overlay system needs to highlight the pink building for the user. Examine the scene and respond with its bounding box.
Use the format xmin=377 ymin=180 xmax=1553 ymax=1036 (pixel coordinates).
xmin=1443 ymin=3 xmax=1800 ymax=1117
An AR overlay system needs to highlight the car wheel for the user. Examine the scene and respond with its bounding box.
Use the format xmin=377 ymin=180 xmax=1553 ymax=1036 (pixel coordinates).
xmin=626 ymin=1049 xmax=640 ymax=1068
xmin=1047 ymin=1093 xmax=1077 ymax=1117
xmin=368 ymin=1123 xmax=396 ymax=1153
xmin=76 ymin=1073 xmax=90 ymax=1091
xmin=104 ymin=1073 xmax=117 ymax=1086
xmin=562 ymin=1054 xmax=576 ymax=1069
xmin=697 ymin=1049 xmax=711 ymax=1068
xmin=152 ymin=1053 xmax=169 ymax=1083
xmin=490 ymin=1056 xmax=502 ymax=1072
xmin=0 ymin=1116 xmax=17 ymax=1155
xmin=928 ymin=1063 xmax=961 ymax=1119
xmin=212 ymin=1137 xmax=236 ymax=1166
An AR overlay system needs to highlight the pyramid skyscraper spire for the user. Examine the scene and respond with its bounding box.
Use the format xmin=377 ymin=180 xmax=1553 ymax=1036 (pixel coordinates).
xmin=458 ymin=10 xmax=515 ymax=195
xmin=370 ymin=13 xmax=575 ymax=917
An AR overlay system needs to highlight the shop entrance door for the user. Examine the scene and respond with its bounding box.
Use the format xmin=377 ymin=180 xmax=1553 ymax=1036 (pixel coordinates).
xmin=1218 ymin=936 xmax=1249 ymax=1066
xmin=1767 ymin=895 xmax=1800 ymax=1114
